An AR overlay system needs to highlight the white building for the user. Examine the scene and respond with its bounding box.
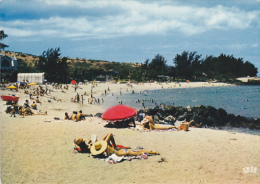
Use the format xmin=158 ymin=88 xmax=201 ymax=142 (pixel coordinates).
xmin=17 ymin=73 xmax=45 ymax=83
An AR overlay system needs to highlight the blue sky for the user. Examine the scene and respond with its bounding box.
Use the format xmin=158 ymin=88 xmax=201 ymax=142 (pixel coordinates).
xmin=1 ymin=0 xmax=260 ymax=74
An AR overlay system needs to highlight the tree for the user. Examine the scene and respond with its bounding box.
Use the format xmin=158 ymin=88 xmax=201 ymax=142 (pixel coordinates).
xmin=200 ymin=54 xmax=258 ymax=79
xmin=0 ymin=30 xmax=9 ymax=50
xmin=140 ymin=59 xmax=149 ymax=81
xmin=173 ymin=51 xmax=202 ymax=80
xmin=149 ymin=54 xmax=167 ymax=74
xmin=147 ymin=54 xmax=167 ymax=80
xmin=35 ymin=47 xmax=68 ymax=83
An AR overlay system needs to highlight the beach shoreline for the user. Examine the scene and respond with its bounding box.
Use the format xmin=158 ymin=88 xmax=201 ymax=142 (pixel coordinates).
xmin=1 ymin=82 xmax=259 ymax=184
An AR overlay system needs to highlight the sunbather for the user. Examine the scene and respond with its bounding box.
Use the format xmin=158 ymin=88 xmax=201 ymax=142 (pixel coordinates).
xmin=74 ymin=133 xmax=159 ymax=157
xmin=35 ymin=97 xmax=41 ymax=103
xmin=74 ymin=138 xmax=93 ymax=153
xmin=141 ymin=113 xmax=155 ymax=130
xmin=31 ymin=101 xmax=37 ymax=110
xmin=22 ymin=107 xmax=34 ymax=115
xmin=65 ymin=112 xmax=71 ymax=120
xmin=76 ymin=110 xmax=85 ymax=121
xmin=71 ymin=111 xmax=77 ymax=120
xmin=91 ymin=133 xmax=160 ymax=157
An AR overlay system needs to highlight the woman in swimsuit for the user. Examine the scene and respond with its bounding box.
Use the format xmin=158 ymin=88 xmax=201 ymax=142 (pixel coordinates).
xmin=90 ymin=133 xmax=159 ymax=157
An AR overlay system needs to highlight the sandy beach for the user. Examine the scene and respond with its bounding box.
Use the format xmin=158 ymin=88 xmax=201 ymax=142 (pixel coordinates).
xmin=0 ymin=82 xmax=259 ymax=184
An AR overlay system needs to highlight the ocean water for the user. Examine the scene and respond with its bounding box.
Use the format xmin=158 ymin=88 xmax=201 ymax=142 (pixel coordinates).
xmin=101 ymin=85 xmax=260 ymax=135
xmin=102 ymin=85 xmax=260 ymax=119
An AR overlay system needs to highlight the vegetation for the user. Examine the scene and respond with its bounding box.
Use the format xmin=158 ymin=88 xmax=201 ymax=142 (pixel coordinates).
xmin=0 ymin=30 xmax=9 ymax=50
xmin=1 ymin=30 xmax=258 ymax=83
xmin=1 ymin=49 xmax=258 ymax=83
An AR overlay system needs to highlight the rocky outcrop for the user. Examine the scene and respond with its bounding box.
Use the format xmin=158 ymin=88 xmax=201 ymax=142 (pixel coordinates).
xmin=139 ymin=105 xmax=260 ymax=129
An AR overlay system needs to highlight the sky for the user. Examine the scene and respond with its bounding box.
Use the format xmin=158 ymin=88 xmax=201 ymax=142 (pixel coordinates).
xmin=1 ymin=0 xmax=260 ymax=74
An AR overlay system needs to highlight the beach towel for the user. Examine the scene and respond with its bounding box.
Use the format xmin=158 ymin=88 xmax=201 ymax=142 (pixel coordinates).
xmin=101 ymin=153 xmax=148 ymax=164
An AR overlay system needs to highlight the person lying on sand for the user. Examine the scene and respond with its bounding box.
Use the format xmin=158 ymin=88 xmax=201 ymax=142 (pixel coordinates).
xmin=141 ymin=118 xmax=176 ymax=130
xmin=22 ymin=107 xmax=34 ymax=115
xmin=74 ymin=137 xmax=93 ymax=153
xmin=141 ymin=113 xmax=182 ymax=130
xmin=36 ymin=110 xmax=47 ymax=115
xmin=91 ymin=133 xmax=159 ymax=157
xmin=74 ymin=133 xmax=159 ymax=157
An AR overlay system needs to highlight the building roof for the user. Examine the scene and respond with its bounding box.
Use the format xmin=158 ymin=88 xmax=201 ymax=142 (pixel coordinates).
xmin=157 ymin=75 xmax=168 ymax=78
xmin=96 ymin=75 xmax=106 ymax=78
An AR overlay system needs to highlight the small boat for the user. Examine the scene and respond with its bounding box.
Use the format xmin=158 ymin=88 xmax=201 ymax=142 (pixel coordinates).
xmin=1 ymin=95 xmax=19 ymax=102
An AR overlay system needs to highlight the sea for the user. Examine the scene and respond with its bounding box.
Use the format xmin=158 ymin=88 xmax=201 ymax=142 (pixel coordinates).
xmin=101 ymin=85 xmax=260 ymax=135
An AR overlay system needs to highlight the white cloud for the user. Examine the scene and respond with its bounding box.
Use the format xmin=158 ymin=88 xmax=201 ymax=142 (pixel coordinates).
xmin=251 ymin=43 xmax=259 ymax=47
xmin=2 ymin=0 xmax=260 ymax=40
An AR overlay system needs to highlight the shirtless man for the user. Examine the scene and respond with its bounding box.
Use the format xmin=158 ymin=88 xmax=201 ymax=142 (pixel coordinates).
xmin=76 ymin=110 xmax=85 ymax=121
xmin=71 ymin=111 xmax=77 ymax=121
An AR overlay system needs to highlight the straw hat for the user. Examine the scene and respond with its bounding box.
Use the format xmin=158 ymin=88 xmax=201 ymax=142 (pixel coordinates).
xmin=90 ymin=140 xmax=108 ymax=155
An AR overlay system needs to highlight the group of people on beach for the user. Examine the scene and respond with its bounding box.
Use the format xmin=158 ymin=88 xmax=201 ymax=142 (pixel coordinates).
xmin=70 ymin=85 xmax=104 ymax=105
xmin=64 ymin=110 xmax=86 ymax=121
xmin=6 ymin=99 xmax=47 ymax=117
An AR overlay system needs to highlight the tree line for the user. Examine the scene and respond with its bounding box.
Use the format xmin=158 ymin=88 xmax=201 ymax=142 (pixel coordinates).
xmin=1 ymin=30 xmax=258 ymax=83
xmin=2 ymin=48 xmax=258 ymax=83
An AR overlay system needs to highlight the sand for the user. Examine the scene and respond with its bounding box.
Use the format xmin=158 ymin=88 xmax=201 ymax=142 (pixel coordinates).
xmin=0 ymin=82 xmax=259 ymax=184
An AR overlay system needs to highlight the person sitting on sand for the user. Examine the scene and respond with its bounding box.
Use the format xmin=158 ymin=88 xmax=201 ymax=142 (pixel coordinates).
xmin=10 ymin=109 xmax=16 ymax=117
xmin=90 ymin=133 xmax=160 ymax=157
xmin=35 ymin=97 xmax=41 ymax=103
xmin=76 ymin=110 xmax=85 ymax=121
xmin=65 ymin=112 xmax=71 ymax=120
xmin=18 ymin=106 xmax=23 ymax=115
xmin=31 ymin=101 xmax=37 ymax=110
xmin=24 ymin=100 xmax=30 ymax=108
xmin=141 ymin=113 xmax=155 ymax=130
xmin=71 ymin=111 xmax=77 ymax=121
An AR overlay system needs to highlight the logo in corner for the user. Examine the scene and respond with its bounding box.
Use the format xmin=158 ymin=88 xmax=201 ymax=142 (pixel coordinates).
xmin=243 ymin=167 xmax=257 ymax=174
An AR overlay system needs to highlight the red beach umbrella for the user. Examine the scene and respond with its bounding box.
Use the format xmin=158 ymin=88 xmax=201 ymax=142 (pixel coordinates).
xmin=1 ymin=95 xmax=19 ymax=102
xmin=71 ymin=80 xmax=76 ymax=84
xmin=102 ymin=105 xmax=137 ymax=121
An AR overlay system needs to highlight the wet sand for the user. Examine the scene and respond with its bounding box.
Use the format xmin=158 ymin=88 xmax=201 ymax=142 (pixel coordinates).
xmin=0 ymin=82 xmax=259 ymax=184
